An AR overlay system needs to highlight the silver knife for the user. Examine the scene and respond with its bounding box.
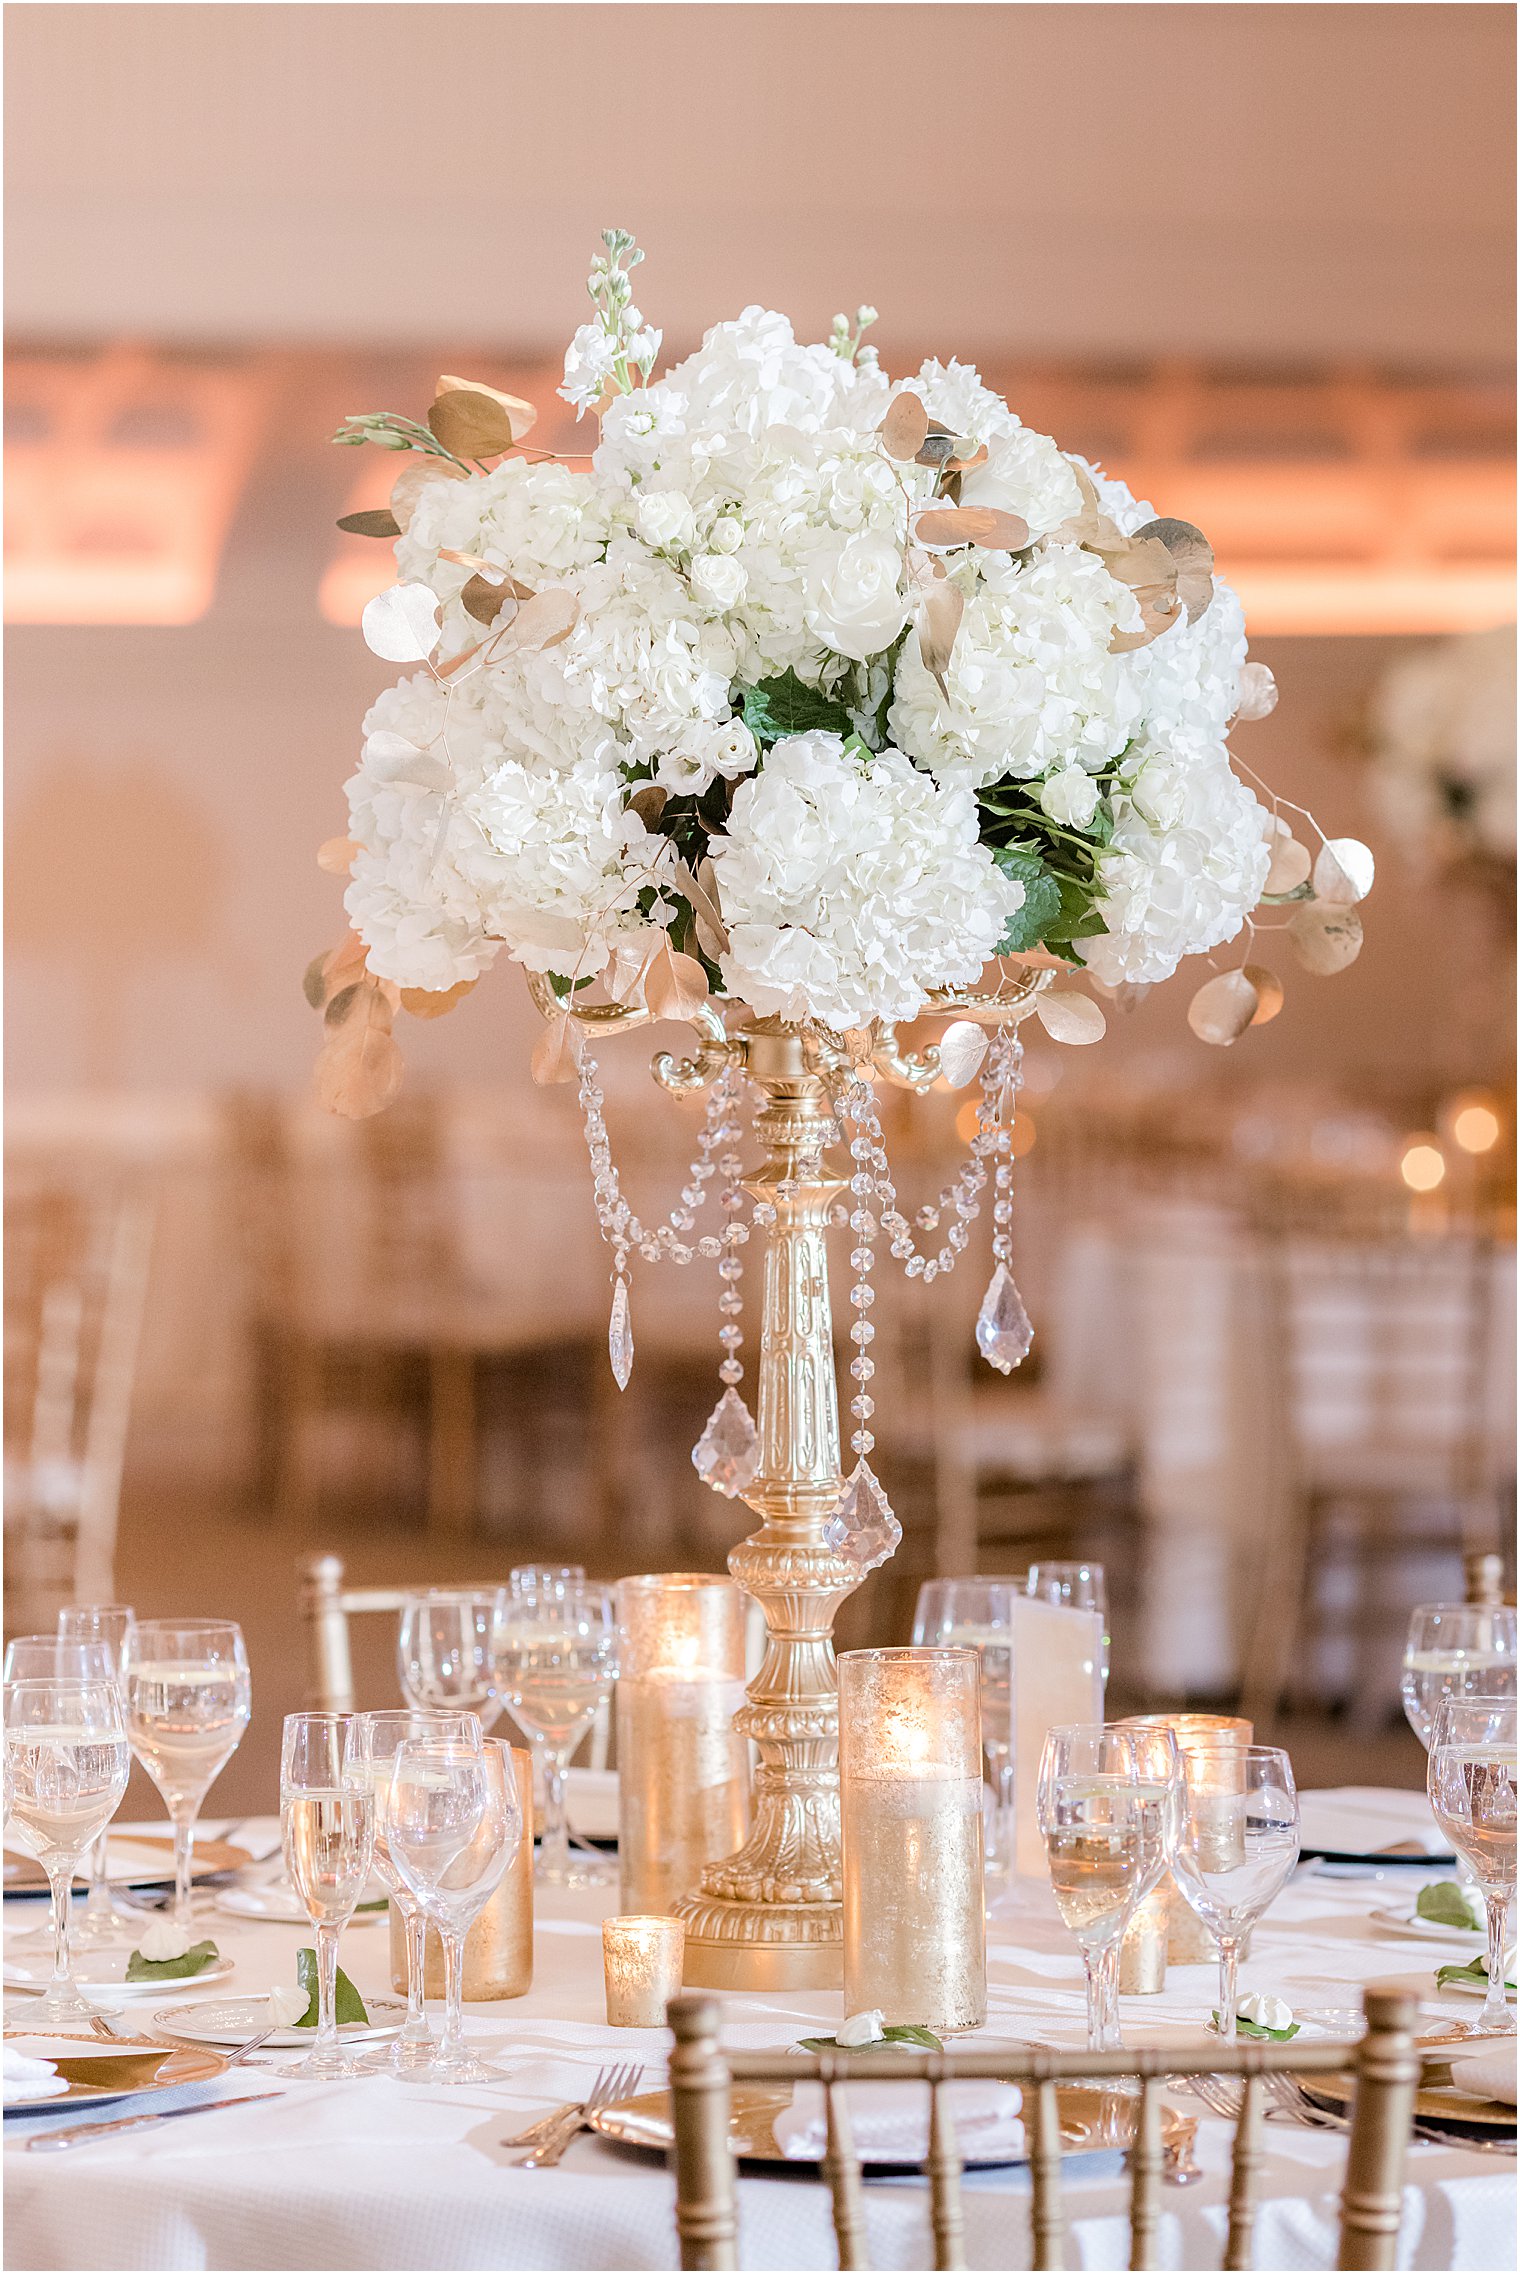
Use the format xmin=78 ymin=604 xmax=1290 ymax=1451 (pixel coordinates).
xmin=26 ymin=2092 xmax=281 ymax=2152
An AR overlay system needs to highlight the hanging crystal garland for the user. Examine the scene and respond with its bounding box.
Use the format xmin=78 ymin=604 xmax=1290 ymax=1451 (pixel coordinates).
xmin=975 ymin=1033 xmax=1034 ymax=1373
xmin=691 ymin=1077 xmax=760 ymax=1497
xmin=820 ymin=1113 xmax=901 ymax=1573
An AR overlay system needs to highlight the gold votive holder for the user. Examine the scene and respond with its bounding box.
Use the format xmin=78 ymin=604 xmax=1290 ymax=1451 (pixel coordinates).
xmin=615 ymin=1573 xmax=750 ymax=1921
xmin=839 ymin=1647 xmax=987 ymax=2033
xmin=391 ymin=1742 xmax=533 ymax=2000
xmin=1118 ymin=1883 xmax=1169 ymax=1993
xmin=1117 ymin=1714 xmax=1252 ymax=1964
xmin=603 ymin=1914 xmax=685 ymax=2027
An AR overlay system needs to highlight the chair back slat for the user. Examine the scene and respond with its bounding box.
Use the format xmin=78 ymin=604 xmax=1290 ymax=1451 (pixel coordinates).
xmin=1028 ymin=2076 xmax=1066 ymax=2271
xmin=927 ymin=2075 xmax=966 ymax=2272
xmin=822 ymin=2068 xmax=868 ymax=2269
xmin=1127 ymin=2077 xmax=1163 ymax=2270
xmin=1336 ymin=1989 xmax=1421 ymax=2272
xmin=1224 ymin=2072 xmax=1266 ymax=2270
xmin=668 ymin=1995 xmax=739 ymax=2273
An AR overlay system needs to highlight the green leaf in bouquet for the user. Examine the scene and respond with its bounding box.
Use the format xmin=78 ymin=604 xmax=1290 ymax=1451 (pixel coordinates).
xmin=294 ymin=1946 xmax=371 ymax=2027
xmin=992 ymin=848 xmax=1063 ymax=953
xmin=1416 ymin=1881 xmax=1484 ymax=1930
xmin=124 ymin=1938 xmax=221 ymax=1983
xmin=1436 ymin=1956 xmax=1517 ymax=1993
xmin=738 ymin=672 xmax=856 ymax=748
xmin=1212 ymin=2009 xmax=1300 ymax=2041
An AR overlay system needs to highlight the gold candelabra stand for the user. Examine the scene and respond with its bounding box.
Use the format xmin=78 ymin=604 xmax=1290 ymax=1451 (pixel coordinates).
xmin=532 ymin=973 xmax=1049 ymax=1988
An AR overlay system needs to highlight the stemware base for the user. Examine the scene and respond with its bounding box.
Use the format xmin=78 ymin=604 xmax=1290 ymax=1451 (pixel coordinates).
xmin=420 ymin=2049 xmax=512 ymax=2085
xmin=360 ymin=2032 xmax=437 ymax=2076
xmin=24 ymin=1980 xmax=112 ymax=2024
xmin=284 ymin=2045 xmax=369 ymax=2081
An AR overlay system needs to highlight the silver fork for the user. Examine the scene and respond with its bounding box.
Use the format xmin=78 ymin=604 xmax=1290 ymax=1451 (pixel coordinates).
xmin=511 ymin=2061 xmax=643 ymax=2168
xmin=90 ymin=2013 xmax=278 ymax=2068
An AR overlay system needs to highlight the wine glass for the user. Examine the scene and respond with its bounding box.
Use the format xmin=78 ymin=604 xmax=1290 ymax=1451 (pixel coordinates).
xmin=1402 ymin=1604 xmax=1517 ymax=1748
xmin=398 ymin=1592 xmax=502 ymax=1729
xmin=120 ymin=1620 xmax=251 ymax=1927
xmin=280 ymin=1713 xmax=375 ymax=2080
xmin=1036 ymin=1725 xmax=1177 ymax=2050
xmin=385 ymin=1733 xmax=521 ymax=2083
xmin=508 ymin=1565 xmax=585 ymax=1596
xmin=342 ymin=1708 xmax=480 ymax=2074
xmin=1026 ymin=1562 xmax=1110 ymax=1686
xmin=57 ymin=1606 xmax=137 ymax=1947
xmin=1171 ymin=1743 xmax=1300 ymax=2043
xmin=494 ymin=1581 xmax=617 ymax=1885
xmin=3 ymin=1677 xmax=130 ymax=2020
xmin=913 ymin=1579 xmax=1017 ymax=1879
xmin=1428 ymin=1694 xmax=1517 ymax=2039
xmin=6 ymin=1634 xmax=119 ymax=1955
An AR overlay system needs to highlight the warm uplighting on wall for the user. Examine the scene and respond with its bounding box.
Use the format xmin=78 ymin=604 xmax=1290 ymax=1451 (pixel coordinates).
xmin=4 ymin=346 xmax=270 ymax=623
xmin=1399 ymin=1137 xmax=1447 ymax=1192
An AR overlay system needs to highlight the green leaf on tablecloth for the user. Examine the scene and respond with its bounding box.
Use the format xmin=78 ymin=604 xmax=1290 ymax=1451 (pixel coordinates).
xmin=1416 ymin=1881 xmax=1484 ymax=1930
xmin=354 ymin=1896 xmax=389 ymax=1912
xmin=794 ymin=2023 xmax=944 ymax=2053
xmin=295 ymin=1946 xmax=370 ymax=2027
xmin=1436 ymin=1956 xmax=1517 ymax=1993
xmin=1212 ymin=2010 xmax=1300 ymax=2041
xmin=124 ymin=1938 xmax=221 ymax=1982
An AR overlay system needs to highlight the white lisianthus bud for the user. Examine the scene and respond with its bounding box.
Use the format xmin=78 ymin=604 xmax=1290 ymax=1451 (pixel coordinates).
xmin=267 ymin=1984 xmax=310 ymax=2028
xmin=137 ymin=1918 xmax=193 ymax=1962
xmin=1039 ymin=766 xmax=1102 ymax=830
xmin=689 ymin=553 xmax=749 ymax=611
xmin=837 ymin=2009 xmax=886 ymax=2049
xmin=634 ymin=489 xmax=696 ymax=552
xmin=1237 ymin=1993 xmax=1293 ymax=2031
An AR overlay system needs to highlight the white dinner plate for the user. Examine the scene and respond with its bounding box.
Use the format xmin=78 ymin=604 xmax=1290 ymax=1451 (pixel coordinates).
xmin=1436 ymin=1971 xmax=1516 ymax=2004
xmin=215 ymin=1883 xmax=388 ymax=1927
xmin=151 ymin=1993 xmax=408 ymax=2049
xmin=1367 ymin=1904 xmax=1486 ymax=1947
xmin=1 ymin=2031 xmax=227 ymax=2114
xmin=3 ymin=1835 xmax=251 ymax=1896
xmin=3 ymin=1949 xmax=234 ymax=2001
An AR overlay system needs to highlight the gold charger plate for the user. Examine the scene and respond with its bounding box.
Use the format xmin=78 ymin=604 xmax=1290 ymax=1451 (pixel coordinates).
xmin=588 ymin=2085 xmax=1187 ymax=2168
xmin=2 ymin=2033 xmax=228 ymax=2112
xmin=3 ymin=1836 xmax=251 ymax=1895
xmin=1301 ymin=2070 xmax=1516 ymax=2136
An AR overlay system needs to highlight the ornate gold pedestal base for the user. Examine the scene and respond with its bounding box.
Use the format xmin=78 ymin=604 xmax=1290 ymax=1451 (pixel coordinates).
xmin=680 ymin=1919 xmax=843 ymax=1992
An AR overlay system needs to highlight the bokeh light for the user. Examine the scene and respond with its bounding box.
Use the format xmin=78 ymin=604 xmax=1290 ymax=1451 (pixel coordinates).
xmin=1451 ymin=1103 xmax=1502 ymax=1155
xmin=1399 ymin=1139 xmax=1447 ymax=1193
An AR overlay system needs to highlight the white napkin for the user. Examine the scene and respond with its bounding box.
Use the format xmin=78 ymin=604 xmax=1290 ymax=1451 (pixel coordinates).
xmin=2 ymin=2046 xmax=68 ymax=2104
xmin=774 ymin=2079 xmax=1024 ymax=2163
xmin=1448 ymin=2048 xmax=1518 ymax=2106
xmin=1297 ymin=1787 xmax=1448 ymax=1857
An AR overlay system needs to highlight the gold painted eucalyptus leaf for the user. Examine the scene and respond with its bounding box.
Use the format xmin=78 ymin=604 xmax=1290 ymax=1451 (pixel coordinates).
xmin=1289 ymin=904 xmax=1364 ymax=975
xmin=1312 ymin=836 xmax=1375 ymax=906
xmin=314 ymin=977 xmax=405 ymax=1119
xmin=336 ymin=508 xmax=402 ymax=539
xmin=936 ymin=1020 xmax=990 ymax=1089
xmin=1234 ymin=662 xmax=1279 ymax=721
xmin=531 ymin=1011 xmax=585 ymax=1085
xmin=1264 ymin=829 xmax=1313 ymax=895
xmin=915 ymin=505 xmax=1030 ymax=552
xmin=390 ymin=456 xmax=468 ymax=532
xmin=1035 ymin=990 xmax=1107 ymax=1045
xmin=1187 ymin=968 xmax=1259 ymax=1046
xmin=878 ymin=393 xmax=930 ymax=462
xmin=1244 ymin=965 xmax=1285 ymax=1025
xmin=644 ymin=942 xmax=711 ymax=1023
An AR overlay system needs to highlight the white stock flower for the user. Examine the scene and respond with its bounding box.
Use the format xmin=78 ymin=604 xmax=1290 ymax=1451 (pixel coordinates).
xmin=708 ymin=731 xmax=1022 ymax=1028
xmin=1083 ymin=752 xmax=1272 ymax=987
xmin=559 ymin=322 xmax=620 ymax=412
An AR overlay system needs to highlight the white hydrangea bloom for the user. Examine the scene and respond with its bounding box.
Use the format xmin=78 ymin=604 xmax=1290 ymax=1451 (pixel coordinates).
xmin=395 ymin=459 xmax=613 ymax=645
xmin=708 ymin=731 xmax=1022 ymax=1028
xmin=1083 ymin=751 xmax=1272 ymax=986
xmin=904 ymin=359 xmax=1082 ymax=538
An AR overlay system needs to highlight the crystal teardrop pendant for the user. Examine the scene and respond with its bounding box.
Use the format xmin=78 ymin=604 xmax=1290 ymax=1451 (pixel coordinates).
xmin=822 ymin=1459 xmax=901 ymax=1573
xmin=975 ymin=1261 xmax=1033 ymax=1374
xmin=608 ymin=1274 xmax=634 ymax=1390
xmin=691 ymin=1387 xmax=760 ymax=1497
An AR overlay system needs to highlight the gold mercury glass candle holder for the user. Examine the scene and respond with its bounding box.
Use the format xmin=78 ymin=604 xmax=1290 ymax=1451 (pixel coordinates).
xmin=1117 ymin=1713 xmax=1252 ymax=1964
xmin=615 ymin=1573 xmax=751 ymax=1925
xmin=392 ymin=1743 xmax=534 ymax=2000
xmin=603 ymin=1915 xmax=686 ymax=2027
xmin=839 ymin=1647 xmax=987 ymax=2033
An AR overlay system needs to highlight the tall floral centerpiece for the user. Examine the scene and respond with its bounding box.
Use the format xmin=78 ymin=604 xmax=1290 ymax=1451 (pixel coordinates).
xmin=310 ymin=231 xmax=1371 ymax=1984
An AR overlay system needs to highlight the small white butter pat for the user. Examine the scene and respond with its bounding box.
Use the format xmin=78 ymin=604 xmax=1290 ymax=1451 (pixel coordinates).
xmin=267 ymin=1984 xmax=309 ymax=2028
xmin=1238 ymin=1993 xmax=1293 ymax=2031
xmin=837 ymin=2009 xmax=886 ymax=2048
xmin=137 ymin=1919 xmax=193 ymax=1963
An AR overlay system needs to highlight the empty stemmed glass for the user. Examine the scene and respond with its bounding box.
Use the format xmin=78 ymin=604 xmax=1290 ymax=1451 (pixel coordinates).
xmin=5 ymin=1633 xmax=121 ymax=1957
xmin=1427 ymin=1695 xmax=1517 ymax=2038
xmin=385 ymin=1733 xmax=521 ymax=2083
xmin=120 ymin=1620 xmax=251 ymax=1928
xmin=280 ymin=1713 xmax=376 ymax=2080
xmin=1027 ymin=1562 xmax=1110 ymax=1687
xmin=398 ymin=1592 xmax=502 ymax=1729
xmin=57 ymin=1606 xmax=137 ymax=1947
xmin=1402 ymin=1604 xmax=1517 ymax=1749
xmin=913 ymin=1580 xmax=1017 ymax=1880
xmin=342 ymin=1708 xmax=480 ymax=2074
xmin=494 ymin=1580 xmax=617 ymax=1886
xmin=1171 ymin=1743 xmax=1300 ymax=2043
xmin=4 ymin=1677 xmax=130 ymax=2020
xmin=1036 ymin=1725 xmax=1179 ymax=2050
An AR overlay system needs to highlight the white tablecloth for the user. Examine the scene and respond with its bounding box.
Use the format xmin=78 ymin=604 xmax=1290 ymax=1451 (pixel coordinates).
xmin=5 ymin=1805 xmax=1513 ymax=2272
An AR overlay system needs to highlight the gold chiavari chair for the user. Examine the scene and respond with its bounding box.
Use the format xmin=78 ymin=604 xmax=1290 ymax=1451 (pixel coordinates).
xmin=668 ymin=1987 xmax=1421 ymax=2274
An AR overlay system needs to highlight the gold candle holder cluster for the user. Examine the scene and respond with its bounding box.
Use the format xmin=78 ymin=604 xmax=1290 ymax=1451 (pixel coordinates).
xmin=615 ymin=1574 xmax=750 ymax=1922
xmin=603 ymin=1915 xmax=686 ymax=2028
xmin=839 ymin=1648 xmax=987 ymax=2033
xmin=1117 ymin=1713 xmax=1252 ymax=1964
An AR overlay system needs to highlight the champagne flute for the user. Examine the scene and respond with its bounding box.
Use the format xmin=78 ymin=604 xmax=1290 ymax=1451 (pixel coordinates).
xmin=398 ymin=1592 xmax=502 ymax=1730
xmin=1171 ymin=1743 xmax=1299 ymax=2043
xmin=1037 ymin=1726 xmax=1158 ymax=2050
xmin=121 ymin=1620 xmax=251 ymax=1927
xmin=4 ymin=1677 xmax=130 ymax=2020
xmin=1428 ymin=1695 xmax=1517 ymax=2039
xmin=1026 ymin=1562 xmax=1110 ymax=1686
xmin=280 ymin=1713 xmax=375 ymax=2080
xmin=57 ymin=1606 xmax=137 ymax=1947
xmin=1402 ymin=1604 xmax=1517 ymax=1748
xmin=913 ymin=1579 xmax=1017 ymax=1881
xmin=385 ymin=1734 xmax=521 ymax=2083
xmin=342 ymin=1708 xmax=480 ymax=2074
xmin=494 ymin=1581 xmax=617 ymax=1885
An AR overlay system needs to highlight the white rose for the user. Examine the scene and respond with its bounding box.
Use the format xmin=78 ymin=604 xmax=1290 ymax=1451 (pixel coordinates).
xmin=690 ymin=553 xmax=749 ymax=611
xmin=1039 ymin=766 xmax=1102 ymax=829
xmin=1237 ymin=1993 xmax=1294 ymax=2032
xmin=137 ymin=1919 xmax=193 ymax=1961
xmin=267 ymin=1984 xmax=310 ymax=2028
xmin=634 ymin=489 xmax=696 ymax=552
xmin=836 ymin=2009 xmax=887 ymax=2048
xmin=804 ymin=532 xmax=908 ymax=663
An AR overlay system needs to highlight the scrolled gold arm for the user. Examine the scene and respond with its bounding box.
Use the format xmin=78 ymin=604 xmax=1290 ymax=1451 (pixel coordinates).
xmin=525 ymin=969 xmax=653 ymax=1033
xmin=652 ymin=1008 xmax=740 ymax=1096
xmin=871 ymin=1026 xmax=942 ymax=1094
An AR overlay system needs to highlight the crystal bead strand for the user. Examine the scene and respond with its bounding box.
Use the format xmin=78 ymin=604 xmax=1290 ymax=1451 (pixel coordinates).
xmin=974 ymin=1033 xmax=1034 ymax=1372
xmin=692 ymin=1075 xmax=761 ymax=1495
xmin=819 ymin=1116 xmax=902 ymax=1573
xmin=833 ymin=1046 xmax=1013 ymax=1285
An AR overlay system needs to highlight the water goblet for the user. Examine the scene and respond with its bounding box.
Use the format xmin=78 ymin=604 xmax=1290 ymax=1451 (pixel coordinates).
xmin=1427 ymin=1694 xmax=1517 ymax=2039
xmin=4 ymin=1677 xmax=130 ymax=2020
xmin=398 ymin=1592 xmax=502 ymax=1729
xmin=6 ymin=1634 xmax=121 ymax=1956
xmin=342 ymin=1708 xmax=480 ymax=2074
xmin=1036 ymin=1725 xmax=1173 ymax=2050
xmin=1026 ymin=1562 xmax=1110 ymax=1686
xmin=1402 ymin=1604 xmax=1517 ymax=1749
xmin=1171 ymin=1743 xmax=1299 ymax=2043
xmin=385 ymin=1734 xmax=521 ymax=2083
xmin=912 ymin=1579 xmax=1017 ymax=1881
xmin=120 ymin=1619 xmax=251 ymax=1927
xmin=57 ymin=1606 xmax=137 ymax=1948
xmin=280 ymin=1713 xmax=375 ymax=2080
xmin=494 ymin=1581 xmax=617 ymax=1886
